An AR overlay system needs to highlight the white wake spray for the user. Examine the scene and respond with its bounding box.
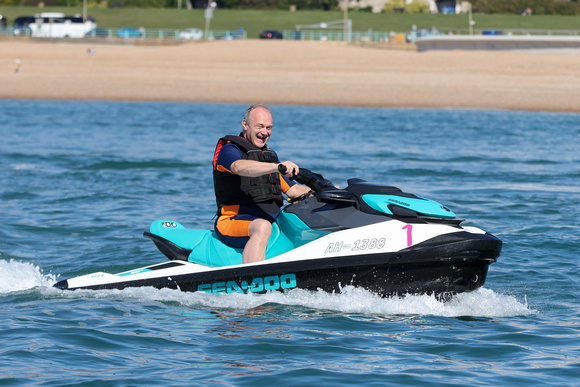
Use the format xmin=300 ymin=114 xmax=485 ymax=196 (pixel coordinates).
xmin=0 ymin=259 xmax=57 ymax=293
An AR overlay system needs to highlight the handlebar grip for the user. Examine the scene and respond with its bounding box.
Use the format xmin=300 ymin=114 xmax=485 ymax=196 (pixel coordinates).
xmin=277 ymin=163 xmax=287 ymax=175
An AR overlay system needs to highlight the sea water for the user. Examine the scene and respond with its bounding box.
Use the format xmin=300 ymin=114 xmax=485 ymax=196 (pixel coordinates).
xmin=0 ymin=101 xmax=578 ymax=385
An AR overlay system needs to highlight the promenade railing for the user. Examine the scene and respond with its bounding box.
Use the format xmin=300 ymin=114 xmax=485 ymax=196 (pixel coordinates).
xmin=283 ymin=29 xmax=406 ymax=43
xmin=0 ymin=27 xmax=247 ymax=40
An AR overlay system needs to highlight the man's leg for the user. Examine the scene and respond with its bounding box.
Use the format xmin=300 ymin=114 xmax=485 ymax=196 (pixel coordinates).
xmin=243 ymin=218 xmax=272 ymax=264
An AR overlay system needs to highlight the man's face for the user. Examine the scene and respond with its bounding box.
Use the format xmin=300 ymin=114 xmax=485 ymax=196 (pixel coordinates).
xmin=243 ymin=107 xmax=273 ymax=149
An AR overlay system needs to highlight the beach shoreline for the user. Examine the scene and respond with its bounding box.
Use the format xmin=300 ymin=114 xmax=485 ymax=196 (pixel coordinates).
xmin=2 ymin=39 xmax=579 ymax=113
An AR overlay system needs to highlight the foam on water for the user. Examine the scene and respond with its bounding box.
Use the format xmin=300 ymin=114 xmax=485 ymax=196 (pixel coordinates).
xmin=111 ymin=286 xmax=533 ymax=318
xmin=0 ymin=259 xmax=57 ymax=293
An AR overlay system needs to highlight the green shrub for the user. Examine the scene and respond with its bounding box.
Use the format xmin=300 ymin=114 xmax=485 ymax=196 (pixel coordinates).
xmin=470 ymin=0 xmax=580 ymax=16
xmin=115 ymin=0 xmax=166 ymax=7
xmin=217 ymin=0 xmax=241 ymax=8
xmin=19 ymin=0 xmax=60 ymax=4
xmin=356 ymin=5 xmax=373 ymax=12
xmin=239 ymin=0 xmax=277 ymax=9
xmin=276 ymin=0 xmax=337 ymax=11
xmin=551 ymin=2 xmax=580 ymax=16
xmin=383 ymin=0 xmax=430 ymax=15
xmin=406 ymin=0 xmax=428 ymax=14
xmin=382 ymin=0 xmax=404 ymax=13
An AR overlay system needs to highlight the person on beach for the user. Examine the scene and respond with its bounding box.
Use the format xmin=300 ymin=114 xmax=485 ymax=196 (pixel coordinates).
xmin=212 ymin=104 xmax=312 ymax=264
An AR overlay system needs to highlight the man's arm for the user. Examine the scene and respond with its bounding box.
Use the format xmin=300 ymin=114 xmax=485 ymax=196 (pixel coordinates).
xmin=230 ymin=159 xmax=277 ymax=177
xmin=285 ymin=183 xmax=313 ymax=200
xmin=231 ymin=160 xmax=299 ymax=178
xmin=231 ymin=158 xmax=311 ymax=199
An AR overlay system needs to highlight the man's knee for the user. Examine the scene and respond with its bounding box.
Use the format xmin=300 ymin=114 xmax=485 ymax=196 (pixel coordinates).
xmin=249 ymin=219 xmax=272 ymax=239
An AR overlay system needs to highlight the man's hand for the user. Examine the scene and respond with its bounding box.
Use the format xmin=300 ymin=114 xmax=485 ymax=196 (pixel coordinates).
xmin=278 ymin=161 xmax=300 ymax=178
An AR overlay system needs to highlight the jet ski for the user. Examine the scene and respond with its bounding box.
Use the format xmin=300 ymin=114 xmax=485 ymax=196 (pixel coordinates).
xmin=54 ymin=168 xmax=502 ymax=298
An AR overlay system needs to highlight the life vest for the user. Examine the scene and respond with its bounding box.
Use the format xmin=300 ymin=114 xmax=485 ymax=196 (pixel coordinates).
xmin=213 ymin=135 xmax=284 ymax=211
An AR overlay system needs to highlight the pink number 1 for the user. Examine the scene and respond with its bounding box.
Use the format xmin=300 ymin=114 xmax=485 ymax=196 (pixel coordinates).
xmin=402 ymin=225 xmax=413 ymax=246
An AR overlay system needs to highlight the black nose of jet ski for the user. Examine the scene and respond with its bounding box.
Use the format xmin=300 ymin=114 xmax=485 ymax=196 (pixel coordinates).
xmin=53 ymin=280 xmax=69 ymax=290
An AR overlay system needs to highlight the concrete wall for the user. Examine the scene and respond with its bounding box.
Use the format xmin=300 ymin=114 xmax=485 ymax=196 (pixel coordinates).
xmin=417 ymin=35 xmax=580 ymax=51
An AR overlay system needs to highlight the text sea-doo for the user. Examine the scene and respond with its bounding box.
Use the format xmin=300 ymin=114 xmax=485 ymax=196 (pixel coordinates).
xmin=54 ymin=169 xmax=502 ymax=297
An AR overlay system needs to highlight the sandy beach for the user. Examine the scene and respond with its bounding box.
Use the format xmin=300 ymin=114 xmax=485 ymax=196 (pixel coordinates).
xmin=1 ymin=38 xmax=579 ymax=112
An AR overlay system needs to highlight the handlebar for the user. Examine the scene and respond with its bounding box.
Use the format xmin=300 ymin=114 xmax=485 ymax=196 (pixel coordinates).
xmin=277 ymin=163 xmax=288 ymax=175
xmin=278 ymin=164 xmax=334 ymax=192
xmin=294 ymin=168 xmax=335 ymax=192
xmin=277 ymin=165 xmax=334 ymax=193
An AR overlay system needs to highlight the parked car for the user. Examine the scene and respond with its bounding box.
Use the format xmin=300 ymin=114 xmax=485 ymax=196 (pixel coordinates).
xmin=12 ymin=16 xmax=35 ymax=36
xmin=259 ymin=30 xmax=283 ymax=39
xmin=85 ymin=28 xmax=109 ymax=38
xmin=482 ymin=30 xmax=504 ymax=36
xmin=117 ymin=27 xmax=140 ymax=38
xmin=178 ymin=28 xmax=203 ymax=40
xmin=13 ymin=25 xmax=31 ymax=36
xmin=13 ymin=16 xmax=35 ymax=27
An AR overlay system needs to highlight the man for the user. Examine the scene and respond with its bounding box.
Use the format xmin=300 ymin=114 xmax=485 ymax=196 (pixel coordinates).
xmin=213 ymin=104 xmax=312 ymax=264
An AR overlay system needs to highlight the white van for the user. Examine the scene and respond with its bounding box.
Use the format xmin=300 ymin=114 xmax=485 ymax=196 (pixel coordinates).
xmin=27 ymin=13 xmax=96 ymax=38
